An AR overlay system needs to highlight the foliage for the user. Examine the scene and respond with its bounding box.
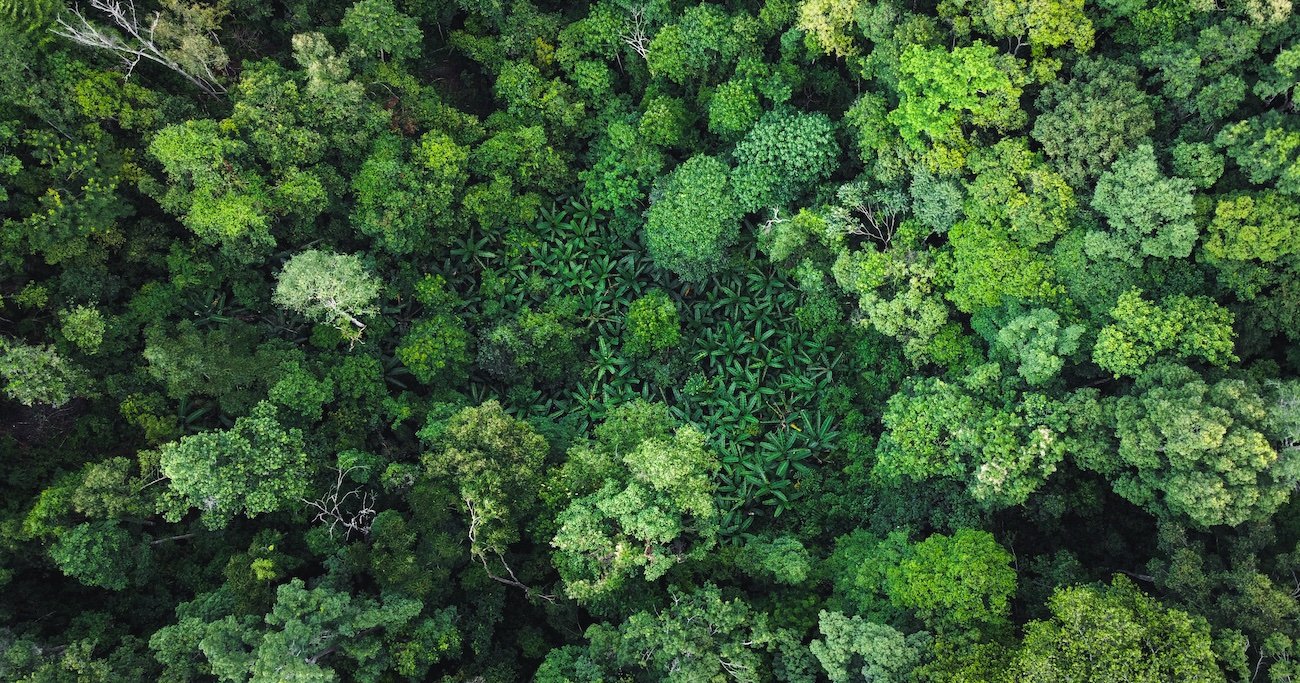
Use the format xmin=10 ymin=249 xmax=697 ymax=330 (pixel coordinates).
xmin=731 ymin=108 xmax=840 ymax=212
xmin=1102 ymin=363 xmax=1300 ymax=527
xmin=7 ymin=1 xmax=1300 ymax=680
xmin=1093 ymin=289 xmax=1238 ymax=378
xmin=551 ymin=406 xmax=720 ymax=606
xmin=644 ymin=154 xmax=741 ymax=282
xmin=1008 ymin=576 xmax=1228 ymax=682
xmin=0 ymin=338 xmax=83 ymax=406
xmin=273 ymin=250 xmax=383 ymax=344
xmin=623 ymin=289 xmax=680 ymax=357
xmin=157 ymin=401 xmax=309 ymax=529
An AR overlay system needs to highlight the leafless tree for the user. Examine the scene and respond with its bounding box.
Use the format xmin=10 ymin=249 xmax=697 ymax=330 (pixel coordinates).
xmin=52 ymin=0 xmax=227 ymax=96
xmin=621 ymin=5 xmax=650 ymax=59
xmin=304 ymin=466 xmax=377 ymax=540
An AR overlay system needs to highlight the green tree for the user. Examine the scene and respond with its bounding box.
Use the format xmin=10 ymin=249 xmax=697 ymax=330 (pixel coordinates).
xmin=1101 ymin=363 xmax=1300 ymax=528
xmin=551 ymin=407 xmax=720 ymax=606
xmin=731 ymin=108 xmax=840 ymax=212
xmin=0 ymin=338 xmax=82 ymax=407
xmin=941 ymin=0 xmax=1094 ymax=61
xmin=1008 ymin=576 xmax=1228 ymax=682
xmin=1203 ymin=191 xmax=1300 ymax=263
xmin=576 ymin=584 xmax=793 ymax=683
xmin=1215 ymin=111 xmax=1300 ymax=196
xmin=1093 ymin=289 xmax=1237 ymax=378
xmin=645 ymin=4 xmax=743 ymax=85
xmin=342 ymin=0 xmax=423 ymax=61
xmin=49 ymin=521 xmax=149 ymax=591
xmin=943 ymin=218 xmax=1063 ymax=314
xmin=624 ymin=289 xmax=681 ymax=357
xmin=810 ymin=611 xmax=926 ymax=683
xmin=422 ymin=401 xmax=548 ymax=561
xmin=397 ymin=315 xmax=471 ymax=386
xmin=158 ymin=402 xmax=309 ymax=529
xmin=645 ymin=155 xmax=741 ymax=282
xmin=833 ymin=220 xmax=956 ymax=366
xmin=147 ymin=119 xmax=278 ymax=261
xmin=890 ymin=529 xmax=1017 ymax=634
xmin=964 ymin=137 xmax=1076 ymax=248
xmin=351 ymin=132 xmax=469 ymax=255
xmin=1088 ymin=142 xmax=1198 ymax=264
xmin=179 ymin=579 xmax=440 ymax=683
xmin=888 ymin=42 xmax=1028 ymax=166
xmin=828 ymin=528 xmax=1018 ymax=635
xmin=58 ymin=304 xmax=105 ymax=354
xmin=991 ymin=307 xmax=1085 ymax=386
xmin=1031 ymin=57 xmax=1155 ymax=188
xmin=273 ymin=250 xmax=382 ymax=344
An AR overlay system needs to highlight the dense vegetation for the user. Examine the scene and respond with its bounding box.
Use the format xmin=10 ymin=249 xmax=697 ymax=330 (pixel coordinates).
xmin=2 ymin=0 xmax=1300 ymax=680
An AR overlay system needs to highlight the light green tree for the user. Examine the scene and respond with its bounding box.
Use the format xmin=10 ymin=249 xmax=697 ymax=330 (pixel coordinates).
xmin=1103 ymin=363 xmax=1300 ymax=528
xmin=551 ymin=409 xmax=720 ymax=606
xmin=810 ymin=611 xmax=926 ymax=683
xmin=273 ymin=250 xmax=382 ymax=344
xmin=1093 ymin=289 xmax=1237 ymax=378
xmin=1008 ymin=576 xmax=1228 ymax=682
xmin=0 ymin=338 xmax=83 ymax=407
xmin=889 ymin=42 xmax=1028 ymax=166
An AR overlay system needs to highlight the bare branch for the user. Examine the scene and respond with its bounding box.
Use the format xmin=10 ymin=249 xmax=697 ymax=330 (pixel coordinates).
xmin=52 ymin=0 xmax=227 ymax=96
xmin=304 ymin=466 xmax=377 ymax=540
xmin=621 ymin=6 xmax=650 ymax=60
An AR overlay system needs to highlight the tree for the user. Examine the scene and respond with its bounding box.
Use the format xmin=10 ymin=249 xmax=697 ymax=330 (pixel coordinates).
xmin=421 ymin=401 xmax=548 ymax=589
xmin=147 ymin=119 xmax=277 ymax=260
xmin=49 ymin=521 xmax=148 ymax=591
xmin=798 ymin=0 xmax=864 ymax=57
xmin=1092 ymin=289 xmax=1237 ymax=378
xmin=890 ymin=529 xmax=1017 ymax=635
xmin=1215 ymin=111 xmax=1300 ymax=196
xmin=644 ymin=3 xmax=743 ymax=85
xmin=731 ymin=108 xmax=840 ymax=212
xmin=1203 ymin=191 xmax=1300 ymax=263
xmin=1088 ymin=142 xmax=1198 ymax=264
xmin=888 ymin=43 xmax=1028 ymax=165
xmin=0 ymin=337 xmax=82 ymax=407
xmin=58 ymin=304 xmax=106 ymax=354
xmin=1031 ymin=57 xmax=1155 ymax=188
xmin=943 ymin=218 xmax=1063 ymax=314
xmin=341 ymin=0 xmax=423 ymax=62
xmin=874 ymin=365 xmax=1108 ymax=506
xmin=551 ymin=405 xmax=720 ymax=607
xmin=564 ymin=584 xmax=795 ymax=683
xmin=828 ymin=528 xmax=1018 ymax=635
xmin=1008 ymin=576 xmax=1228 ymax=682
xmin=273 ymin=250 xmax=382 ymax=344
xmin=1102 ymin=363 xmax=1300 ymax=528
xmin=168 ymin=578 xmax=443 ymax=683
xmin=940 ymin=0 xmax=1094 ymax=61
xmin=397 ymin=315 xmax=471 ymax=386
xmin=53 ymin=0 xmax=229 ymax=95
xmin=624 ymin=289 xmax=681 ymax=357
xmin=964 ymin=137 xmax=1076 ymax=248
xmin=833 ymin=227 xmax=958 ymax=366
xmin=810 ymin=611 xmax=926 ymax=683
xmin=644 ymin=155 xmax=741 ymax=282
xmin=157 ymin=401 xmax=309 ymax=529
xmin=351 ymin=132 xmax=468 ymax=255
xmin=991 ymin=307 xmax=1085 ymax=386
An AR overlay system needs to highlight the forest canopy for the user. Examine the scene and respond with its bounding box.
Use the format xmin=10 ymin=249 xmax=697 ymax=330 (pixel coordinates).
xmin=2 ymin=0 xmax=1300 ymax=681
